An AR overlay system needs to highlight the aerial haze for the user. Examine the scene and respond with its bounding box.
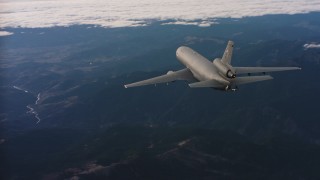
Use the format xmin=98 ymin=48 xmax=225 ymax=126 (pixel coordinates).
xmin=1 ymin=0 xmax=320 ymax=179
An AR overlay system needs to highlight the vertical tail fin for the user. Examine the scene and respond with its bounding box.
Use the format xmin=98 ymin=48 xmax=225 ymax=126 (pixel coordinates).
xmin=221 ymin=40 xmax=234 ymax=65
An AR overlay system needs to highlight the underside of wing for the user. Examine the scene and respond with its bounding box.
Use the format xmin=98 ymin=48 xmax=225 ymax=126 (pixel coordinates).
xmin=188 ymin=79 xmax=225 ymax=88
xmin=124 ymin=68 xmax=195 ymax=88
xmin=232 ymin=75 xmax=273 ymax=85
xmin=235 ymin=67 xmax=301 ymax=74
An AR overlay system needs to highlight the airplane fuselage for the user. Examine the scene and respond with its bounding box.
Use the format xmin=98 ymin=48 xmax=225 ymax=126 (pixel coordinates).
xmin=176 ymin=46 xmax=233 ymax=88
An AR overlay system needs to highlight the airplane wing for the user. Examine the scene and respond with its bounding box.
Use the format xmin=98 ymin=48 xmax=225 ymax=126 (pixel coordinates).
xmin=234 ymin=67 xmax=301 ymax=74
xmin=188 ymin=79 xmax=225 ymax=88
xmin=231 ymin=75 xmax=273 ymax=85
xmin=124 ymin=68 xmax=195 ymax=88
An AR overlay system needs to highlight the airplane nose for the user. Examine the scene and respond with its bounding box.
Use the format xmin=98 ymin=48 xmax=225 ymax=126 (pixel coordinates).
xmin=176 ymin=46 xmax=185 ymax=57
xmin=176 ymin=46 xmax=183 ymax=53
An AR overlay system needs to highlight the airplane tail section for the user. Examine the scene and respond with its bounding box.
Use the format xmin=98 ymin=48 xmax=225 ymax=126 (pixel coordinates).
xmin=221 ymin=40 xmax=234 ymax=65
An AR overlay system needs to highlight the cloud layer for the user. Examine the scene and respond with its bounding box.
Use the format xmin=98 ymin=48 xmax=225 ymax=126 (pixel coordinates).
xmin=304 ymin=43 xmax=320 ymax=49
xmin=0 ymin=0 xmax=320 ymax=28
xmin=0 ymin=31 xmax=14 ymax=36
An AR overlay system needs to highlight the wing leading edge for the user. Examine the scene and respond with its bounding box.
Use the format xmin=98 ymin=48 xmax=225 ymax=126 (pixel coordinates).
xmin=235 ymin=67 xmax=301 ymax=74
xmin=124 ymin=68 xmax=195 ymax=88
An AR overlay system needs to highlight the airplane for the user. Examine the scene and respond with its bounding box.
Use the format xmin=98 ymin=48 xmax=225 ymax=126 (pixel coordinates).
xmin=124 ymin=41 xmax=301 ymax=91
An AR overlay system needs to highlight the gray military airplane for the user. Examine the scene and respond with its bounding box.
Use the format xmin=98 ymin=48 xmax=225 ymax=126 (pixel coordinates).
xmin=124 ymin=41 xmax=301 ymax=91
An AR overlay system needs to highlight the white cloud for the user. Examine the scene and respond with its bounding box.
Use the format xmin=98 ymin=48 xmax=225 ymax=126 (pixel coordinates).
xmin=0 ymin=31 xmax=13 ymax=36
xmin=162 ymin=20 xmax=218 ymax=27
xmin=0 ymin=0 xmax=320 ymax=28
xmin=162 ymin=21 xmax=200 ymax=26
xmin=304 ymin=43 xmax=320 ymax=49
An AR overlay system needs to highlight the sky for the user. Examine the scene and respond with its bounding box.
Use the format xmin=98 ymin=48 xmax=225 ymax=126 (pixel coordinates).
xmin=0 ymin=0 xmax=320 ymax=30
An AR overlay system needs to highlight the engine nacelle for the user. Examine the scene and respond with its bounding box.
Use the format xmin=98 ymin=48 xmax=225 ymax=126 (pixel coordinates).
xmin=213 ymin=59 xmax=236 ymax=78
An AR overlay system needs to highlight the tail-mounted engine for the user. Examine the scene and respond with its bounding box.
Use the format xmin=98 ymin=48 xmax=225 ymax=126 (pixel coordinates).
xmin=213 ymin=59 xmax=236 ymax=79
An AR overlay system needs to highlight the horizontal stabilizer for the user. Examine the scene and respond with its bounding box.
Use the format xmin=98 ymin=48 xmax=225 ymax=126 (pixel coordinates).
xmin=232 ymin=75 xmax=273 ymax=85
xmin=189 ymin=79 xmax=225 ymax=88
xmin=124 ymin=68 xmax=194 ymax=88
xmin=235 ymin=67 xmax=301 ymax=74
